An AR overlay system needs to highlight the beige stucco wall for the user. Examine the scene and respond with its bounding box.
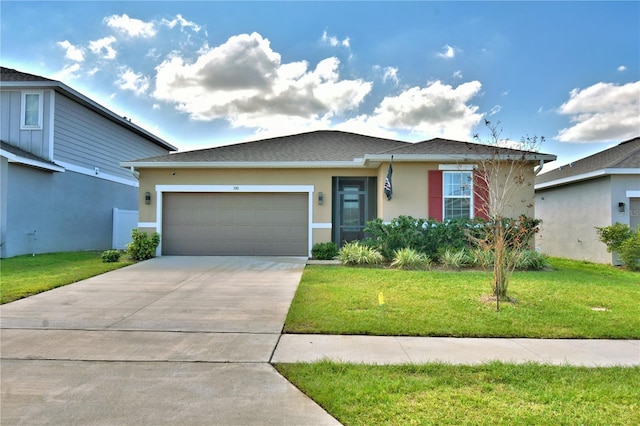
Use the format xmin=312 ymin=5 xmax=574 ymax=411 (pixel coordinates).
xmin=377 ymin=162 xmax=431 ymax=220
xmin=136 ymin=161 xmax=537 ymax=249
xmin=535 ymin=177 xmax=613 ymax=263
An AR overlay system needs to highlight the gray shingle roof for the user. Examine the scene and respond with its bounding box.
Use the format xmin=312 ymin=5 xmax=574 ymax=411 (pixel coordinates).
xmin=0 ymin=66 xmax=55 ymax=82
xmin=125 ymin=131 xmax=555 ymax=165
xmin=379 ymin=137 xmax=551 ymax=157
xmin=536 ymin=137 xmax=640 ymax=185
xmin=1 ymin=141 xmax=52 ymax=163
xmin=128 ymin=130 xmax=411 ymax=163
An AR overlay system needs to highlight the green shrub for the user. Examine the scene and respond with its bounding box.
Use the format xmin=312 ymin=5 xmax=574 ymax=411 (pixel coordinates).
xmin=595 ymin=223 xmax=634 ymax=253
xmin=619 ymin=232 xmax=640 ymax=271
xmin=390 ymin=248 xmax=432 ymax=270
xmin=101 ymin=249 xmax=122 ymax=263
xmin=514 ymin=249 xmax=549 ymax=271
xmin=126 ymin=229 xmax=160 ymax=261
xmin=311 ymin=242 xmax=339 ymax=260
xmin=439 ymin=248 xmax=472 ymax=270
xmin=337 ymin=242 xmax=384 ymax=266
xmin=363 ymin=216 xmax=481 ymax=259
xmin=596 ymin=223 xmax=640 ymax=270
xmin=470 ymin=247 xmax=494 ymax=269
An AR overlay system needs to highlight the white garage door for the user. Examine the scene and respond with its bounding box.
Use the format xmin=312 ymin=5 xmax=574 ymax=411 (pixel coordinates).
xmin=162 ymin=192 xmax=308 ymax=256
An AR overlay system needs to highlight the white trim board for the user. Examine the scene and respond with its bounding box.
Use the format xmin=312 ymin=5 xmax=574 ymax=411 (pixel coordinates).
xmin=56 ymin=161 xmax=139 ymax=187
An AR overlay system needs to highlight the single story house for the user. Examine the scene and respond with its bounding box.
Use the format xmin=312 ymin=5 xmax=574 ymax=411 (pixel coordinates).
xmin=0 ymin=67 xmax=177 ymax=258
xmin=535 ymin=136 xmax=640 ymax=264
xmin=122 ymin=130 xmax=556 ymax=257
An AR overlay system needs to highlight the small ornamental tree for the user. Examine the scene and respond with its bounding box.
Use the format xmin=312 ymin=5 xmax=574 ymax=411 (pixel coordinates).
xmin=469 ymin=120 xmax=546 ymax=310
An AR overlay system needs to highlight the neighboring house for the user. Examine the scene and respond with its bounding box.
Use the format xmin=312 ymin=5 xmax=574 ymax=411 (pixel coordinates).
xmin=0 ymin=67 xmax=177 ymax=258
xmin=122 ymin=130 xmax=555 ymax=257
xmin=535 ymin=137 xmax=640 ymax=264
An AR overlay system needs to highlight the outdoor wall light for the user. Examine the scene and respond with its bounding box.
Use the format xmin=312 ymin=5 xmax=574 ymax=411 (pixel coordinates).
xmin=318 ymin=192 xmax=324 ymax=205
xmin=145 ymin=192 xmax=151 ymax=205
xmin=618 ymin=202 xmax=625 ymax=213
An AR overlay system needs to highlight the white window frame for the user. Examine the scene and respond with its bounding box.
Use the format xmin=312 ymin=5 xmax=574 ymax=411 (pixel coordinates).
xmin=443 ymin=171 xmax=474 ymax=220
xmin=21 ymin=91 xmax=43 ymax=130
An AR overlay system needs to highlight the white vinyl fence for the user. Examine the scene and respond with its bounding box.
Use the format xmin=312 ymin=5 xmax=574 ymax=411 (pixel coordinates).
xmin=112 ymin=208 xmax=138 ymax=250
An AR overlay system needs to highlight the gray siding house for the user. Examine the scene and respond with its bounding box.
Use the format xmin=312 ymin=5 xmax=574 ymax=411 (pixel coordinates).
xmin=0 ymin=67 xmax=176 ymax=258
xmin=534 ymin=137 xmax=640 ymax=264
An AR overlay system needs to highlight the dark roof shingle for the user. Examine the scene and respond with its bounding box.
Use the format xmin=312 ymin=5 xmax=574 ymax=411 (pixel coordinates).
xmin=1 ymin=66 xmax=55 ymax=82
xmin=131 ymin=130 xmax=411 ymax=163
xmin=536 ymin=137 xmax=640 ymax=185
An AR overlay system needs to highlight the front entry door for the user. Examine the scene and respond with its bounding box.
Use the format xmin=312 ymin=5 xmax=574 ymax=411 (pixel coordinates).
xmin=332 ymin=177 xmax=377 ymax=245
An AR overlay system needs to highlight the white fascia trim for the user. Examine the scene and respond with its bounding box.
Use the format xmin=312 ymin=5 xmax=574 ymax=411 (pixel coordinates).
xmin=311 ymin=223 xmax=332 ymax=229
xmin=121 ymin=160 xmax=368 ymax=169
xmin=56 ymin=161 xmax=138 ymax=187
xmin=438 ymin=164 xmax=476 ymax=171
xmin=627 ymin=191 xmax=640 ymax=198
xmin=155 ymin=184 xmax=314 ymax=193
xmin=365 ymin=153 xmax=556 ymax=163
xmin=138 ymin=222 xmax=158 ymax=228
xmin=1 ymin=149 xmax=66 ymax=172
xmin=535 ymin=168 xmax=640 ymax=190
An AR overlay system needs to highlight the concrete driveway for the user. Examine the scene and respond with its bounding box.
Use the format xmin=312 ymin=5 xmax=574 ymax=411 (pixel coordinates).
xmin=1 ymin=256 xmax=341 ymax=425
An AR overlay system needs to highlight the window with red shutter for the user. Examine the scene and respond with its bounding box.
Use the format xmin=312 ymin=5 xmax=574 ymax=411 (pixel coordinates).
xmin=429 ymin=169 xmax=489 ymax=221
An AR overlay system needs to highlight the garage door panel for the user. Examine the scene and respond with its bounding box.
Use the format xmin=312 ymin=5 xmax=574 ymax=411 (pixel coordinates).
xmin=162 ymin=193 xmax=308 ymax=256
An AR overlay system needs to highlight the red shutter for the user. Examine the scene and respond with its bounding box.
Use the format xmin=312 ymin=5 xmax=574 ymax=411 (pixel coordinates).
xmin=474 ymin=171 xmax=489 ymax=220
xmin=428 ymin=170 xmax=443 ymax=221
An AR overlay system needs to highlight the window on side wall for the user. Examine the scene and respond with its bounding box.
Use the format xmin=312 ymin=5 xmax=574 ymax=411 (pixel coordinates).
xmin=443 ymin=171 xmax=472 ymax=220
xmin=21 ymin=91 xmax=43 ymax=130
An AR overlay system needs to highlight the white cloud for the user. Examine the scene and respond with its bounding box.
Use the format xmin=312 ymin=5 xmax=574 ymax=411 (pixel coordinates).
xmin=117 ymin=67 xmax=150 ymax=95
xmin=153 ymin=32 xmax=371 ymax=131
xmin=357 ymin=80 xmax=483 ymax=140
xmin=161 ymin=14 xmax=202 ymax=32
xmin=489 ymin=105 xmax=502 ymax=116
xmin=89 ymin=36 xmax=117 ymax=59
xmin=617 ymin=65 xmax=627 ymax=72
xmin=555 ymin=81 xmax=640 ymax=142
xmin=57 ymin=40 xmax=85 ymax=62
xmin=382 ymin=67 xmax=400 ymax=86
xmin=437 ymin=44 xmax=456 ymax=59
xmin=51 ymin=63 xmax=81 ymax=82
xmin=104 ymin=14 xmax=156 ymax=38
xmin=321 ymin=30 xmax=350 ymax=48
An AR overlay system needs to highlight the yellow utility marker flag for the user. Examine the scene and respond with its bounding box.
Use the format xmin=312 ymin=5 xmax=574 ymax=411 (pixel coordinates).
xmin=378 ymin=291 xmax=384 ymax=306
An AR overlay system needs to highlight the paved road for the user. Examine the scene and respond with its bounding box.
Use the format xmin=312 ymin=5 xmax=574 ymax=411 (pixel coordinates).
xmin=1 ymin=256 xmax=341 ymax=426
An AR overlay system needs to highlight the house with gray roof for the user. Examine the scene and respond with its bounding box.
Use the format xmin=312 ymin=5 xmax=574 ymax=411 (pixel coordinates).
xmin=0 ymin=67 xmax=177 ymax=258
xmin=535 ymin=137 xmax=640 ymax=264
xmin=122 ymin=130 xmax=555 ymax=257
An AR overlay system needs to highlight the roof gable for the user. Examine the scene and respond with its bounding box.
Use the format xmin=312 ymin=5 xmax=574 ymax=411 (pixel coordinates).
xmin=1 ymin=66 xmax=177 ymax=152
xmin=128 ymin=130 xmax=411 ymax=164
xmin=123 ymin=130 xmax=557 ymax=168
xmin=536 ymin=137 xmax=640 ymax=186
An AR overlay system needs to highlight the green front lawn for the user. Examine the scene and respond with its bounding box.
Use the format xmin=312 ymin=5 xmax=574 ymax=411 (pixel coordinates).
xmin=284 ymin=258 xmax=640 ymax=338
xmin=0 ymin=251 xmax=134 ymax=304
xmin=276 ymin=362 xmax=640 ymax=426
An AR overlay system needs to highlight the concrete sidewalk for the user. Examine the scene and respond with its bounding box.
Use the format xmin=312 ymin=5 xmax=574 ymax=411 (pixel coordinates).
xmin=273 ymin=334 xmax=640 ymax=367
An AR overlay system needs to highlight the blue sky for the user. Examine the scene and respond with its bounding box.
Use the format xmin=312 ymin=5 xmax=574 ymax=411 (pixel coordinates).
xmin=2 ymin=1 xmax=638 ymax=171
